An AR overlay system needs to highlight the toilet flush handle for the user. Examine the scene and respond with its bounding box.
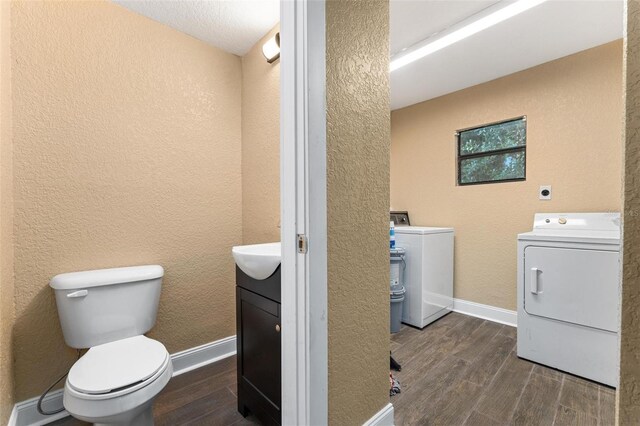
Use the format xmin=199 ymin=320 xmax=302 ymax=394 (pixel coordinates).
xmin=67 ymin=289 xmax=88 ymax=298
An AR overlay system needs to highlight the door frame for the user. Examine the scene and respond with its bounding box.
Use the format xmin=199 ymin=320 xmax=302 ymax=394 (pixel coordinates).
xmin=280 ymin=1 xmax=328 ymax=425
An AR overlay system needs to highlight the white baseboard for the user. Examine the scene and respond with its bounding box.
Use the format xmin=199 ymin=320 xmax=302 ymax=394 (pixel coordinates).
xmin=7 ymin=390 xmax=67 ymax=426
xmin=363 ymin=403 xmax=394 ymax=426
xmin=9 ymin=335 xmax=237 ymax=426
xmin=453 ymin=298 xmax=517 ymax=327
xmin=171 ymin=335 xmax=236 ymax=377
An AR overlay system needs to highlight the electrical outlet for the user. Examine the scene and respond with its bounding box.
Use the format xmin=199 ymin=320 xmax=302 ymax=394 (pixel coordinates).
xmin=539 ymin=185 xmax=552 ymax=200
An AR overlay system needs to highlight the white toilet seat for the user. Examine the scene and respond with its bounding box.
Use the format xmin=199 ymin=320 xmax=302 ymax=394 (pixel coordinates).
xmin=68 ymin=335 xmax=169 ymax=396
xmin=63 ymin=336 xmax=173 ymax=425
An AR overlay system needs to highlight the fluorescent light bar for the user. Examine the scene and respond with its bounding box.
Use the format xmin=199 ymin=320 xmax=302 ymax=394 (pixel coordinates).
xmin=390 ymin=0 xmax=548 ymax=72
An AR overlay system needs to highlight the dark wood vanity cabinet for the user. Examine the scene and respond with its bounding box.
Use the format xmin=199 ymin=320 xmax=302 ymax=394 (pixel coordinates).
xmin=236 ymin=266 xmax=281 ymax=426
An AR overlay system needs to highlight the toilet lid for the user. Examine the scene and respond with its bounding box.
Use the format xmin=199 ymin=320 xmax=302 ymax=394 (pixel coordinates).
xmin=68 ymin=335 xmax=169 ymax=395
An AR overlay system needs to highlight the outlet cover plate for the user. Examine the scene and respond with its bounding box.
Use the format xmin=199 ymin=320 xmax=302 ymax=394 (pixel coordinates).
xmin=539 ymin=185 xmax=552 ymax=200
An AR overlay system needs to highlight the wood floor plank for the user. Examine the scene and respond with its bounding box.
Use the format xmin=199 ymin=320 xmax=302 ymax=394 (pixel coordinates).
xmin=426 ymin=379 xmax=485 ymax=425
xmin=474 ymin=351 xmax=534 ymax=422
xmin=391 ymin=317 xmax=455 ymax=368
xmin=393 ymin=312 xmax=467 ymax=349
xmin=558 ymin=375 xmax=600 ymax=419
xmin=452 ymin=320 xmax=504 ymax=363
xmin=154 ymin=368 xmax=236 ymax=416
xmin=465 ymin=333 xmax=515 ymax=387
xmin=499 ymin=326 xmax=517 ymax=340
xmin=553 ymin=404 xmax=598 ymax=426
xmin=512 ymin=372 xmax=562 ymax=425
xmin=419 ymin=311 xmax=468 ymax=331
xmin=154 ymin=387 xmax=237 ymax=426
xmin=163 ymin=355 xmax=236 ymax=394
xmin=391 ymin=324 xmax=425 ymax=347
xmin=393 ymin=356 xmax=470 ymax=425
xmin=183 ymin=402 xmax=257 ymax=426
xmin=533 ymin=363 xmax=564 ymax=382
xmin=392 ymin=315 xmax=483 ymax=398
xmin=464 ymin=410 xmax=506 ymax=426
xmin=599 ymin=387 xmax=616 ymax=426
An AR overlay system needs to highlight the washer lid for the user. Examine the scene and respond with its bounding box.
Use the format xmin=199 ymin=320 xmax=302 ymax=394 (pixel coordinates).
xmin=68 ymin=336 xmax=168 ymax=395
xmin=394 ymin=226 xmax=454 ymax=235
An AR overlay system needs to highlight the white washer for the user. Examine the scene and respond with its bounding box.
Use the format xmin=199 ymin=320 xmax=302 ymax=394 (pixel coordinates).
xmin=395 ymin=226 xmax=454 ymax=328
xmin=517 ymin=213 xmax=620 ymax=387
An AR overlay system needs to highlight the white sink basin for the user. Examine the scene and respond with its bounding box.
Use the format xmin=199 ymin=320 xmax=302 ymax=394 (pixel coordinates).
xmin=232 ymin=242 xmax=281 ymax=280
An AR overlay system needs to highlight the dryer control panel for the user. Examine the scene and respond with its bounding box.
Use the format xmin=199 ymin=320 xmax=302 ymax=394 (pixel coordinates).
xmin=532 ymin=212 xmax=620 ymax=231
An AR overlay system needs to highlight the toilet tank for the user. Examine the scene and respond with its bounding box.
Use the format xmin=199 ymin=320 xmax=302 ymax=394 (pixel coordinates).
xmin=50 ymin=265 xmax=164 ymax=349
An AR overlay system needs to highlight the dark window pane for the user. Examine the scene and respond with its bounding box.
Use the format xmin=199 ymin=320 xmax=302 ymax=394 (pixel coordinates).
xmin=460 ymin=150 xmax=525 ymax=184
xmin=460 ymin=119 xmax=526 ymax=155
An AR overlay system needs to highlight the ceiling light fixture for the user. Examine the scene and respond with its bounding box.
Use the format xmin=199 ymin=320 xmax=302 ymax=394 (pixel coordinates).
xmin=390 ymin=0 xmax=548 ymax=72
xmin=262 ymin=32 xmax=280 ymax=63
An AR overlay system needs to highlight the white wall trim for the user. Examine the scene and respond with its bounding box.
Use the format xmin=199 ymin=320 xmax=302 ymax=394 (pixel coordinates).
xmin=9 ymin=335 xmax=236 ymax=426
xmin=171 ymin=335 xmax=236 ymax=377
xmin=453 ymin=298 xmax=517 ymax=327
xmin=363 ymin=403 xmax=394 ymax=426
xmin=9 ymin=390 xmax=67 ymax=426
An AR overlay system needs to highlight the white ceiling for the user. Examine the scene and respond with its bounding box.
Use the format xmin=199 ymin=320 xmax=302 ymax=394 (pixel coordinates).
xmin=390 ymin=0 xmax=499 ymax=56
xmin=113 ymin=0 xmax=279 ymax=56
xmin=112 ymin=1 xmax=623 ymax=111
xmin=390 ymin=0 xmax=624 ymax=110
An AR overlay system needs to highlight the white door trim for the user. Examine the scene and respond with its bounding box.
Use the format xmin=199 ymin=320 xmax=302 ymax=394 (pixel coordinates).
xmin=280 ymin=1 xmax=328 ymax=425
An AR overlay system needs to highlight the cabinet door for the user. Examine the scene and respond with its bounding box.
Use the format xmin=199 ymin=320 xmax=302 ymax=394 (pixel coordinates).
xmin=524 ymin=246 xmax=619 ymax=332
xmin=238 ymin=288 xmax=281 ymax=411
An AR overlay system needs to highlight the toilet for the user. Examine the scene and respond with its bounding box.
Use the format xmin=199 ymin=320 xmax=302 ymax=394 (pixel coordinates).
xmin=50 ymin=265 xmax=173 ymax=426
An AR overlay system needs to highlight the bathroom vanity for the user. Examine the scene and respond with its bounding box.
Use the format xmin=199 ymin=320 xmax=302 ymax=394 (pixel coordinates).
xmin=233 ymin=243 xmax=282 ymax=425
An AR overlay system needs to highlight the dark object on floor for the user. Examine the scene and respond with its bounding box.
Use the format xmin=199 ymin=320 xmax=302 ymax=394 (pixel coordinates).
xmin=390 ymin=354 xmax=402 ymax=371
xmin=390 ymin=373 xmax=401 ymax=396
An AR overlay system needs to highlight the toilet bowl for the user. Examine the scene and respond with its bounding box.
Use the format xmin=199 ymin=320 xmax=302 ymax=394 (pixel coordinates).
xmin=50 ymin=265 xmax=171 ymax=425
xmin=63 ymin=336 xmax=172 ymax=426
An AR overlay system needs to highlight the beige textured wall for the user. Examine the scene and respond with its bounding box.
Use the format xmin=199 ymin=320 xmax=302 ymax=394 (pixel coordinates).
xmin=242 ymin=25 xmax=280 ymax=245
xmin=11 ymin=1 xmax=242 ymax=400
xmin=0 ymin=0 xmax=15 ymax=422
xmin=391 ymin=41 xmax=623 ymax=311
xmin=326 ymin=1 xmax=390 ymax=424
xmin=618 ymin=0 xmax=640 ymax=422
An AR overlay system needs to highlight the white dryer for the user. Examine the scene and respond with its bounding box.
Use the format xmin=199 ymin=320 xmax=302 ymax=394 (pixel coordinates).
xmin=517 ymin=213 xmax=620 ymax=387
xmin=395 ymin=226 xmax=454 ymax=329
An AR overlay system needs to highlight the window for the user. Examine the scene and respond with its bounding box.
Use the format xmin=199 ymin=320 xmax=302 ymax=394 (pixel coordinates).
xmin=457 ymin=117 xmax=526 ymax=185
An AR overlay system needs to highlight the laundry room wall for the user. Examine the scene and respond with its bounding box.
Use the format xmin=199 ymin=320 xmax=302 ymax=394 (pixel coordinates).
xmin=390 ymin=40 xmax=623 ymax=311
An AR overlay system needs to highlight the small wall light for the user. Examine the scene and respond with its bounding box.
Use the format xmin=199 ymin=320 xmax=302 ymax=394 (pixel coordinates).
xmin=262 ymin=32 xmax=280 ymax=63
